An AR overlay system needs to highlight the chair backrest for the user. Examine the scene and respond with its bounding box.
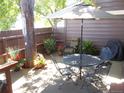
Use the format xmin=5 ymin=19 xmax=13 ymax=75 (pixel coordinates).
xmin=99 ymin=47 xmax=113 ymax=61
xmin=95 ymin=61 xmax=112 ymax=76
xmin=50 ymin=55 xmax=63 ymax=75
xmin=100 ymin=39 xmax=124 ymax=61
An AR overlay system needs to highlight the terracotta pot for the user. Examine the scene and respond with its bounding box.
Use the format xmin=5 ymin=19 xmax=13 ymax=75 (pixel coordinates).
xmin=34 ymin=64 xmax=46 ymax=69
xmin=22 ymin=61 xmax=34 ymax=68
xmin=58 ymin=51 xmax=63 ymax=56
xmin=46 ymin=49 xmax=51 ymax=55
xmin=9 ymin=53 xmax=24 ymax=61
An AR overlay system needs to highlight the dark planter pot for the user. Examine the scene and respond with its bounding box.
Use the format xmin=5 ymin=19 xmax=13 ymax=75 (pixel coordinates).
xmin=58 ymin=51 xmax=63 ymax=56
xmin=14 ymin=67 xmax=21 ymax=72
xmin=34 ymin=64 xmax=46 ymax=69
xmin=46 ymin=49 xmax=51 ymax=55
xmin=22 ymin=61 xmax=34 ymax=68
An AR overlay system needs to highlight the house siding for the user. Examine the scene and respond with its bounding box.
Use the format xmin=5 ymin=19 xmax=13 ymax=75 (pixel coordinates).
xmin=64 ymin=0 xmax=124 ymax=49
xmin=94 ymin=0 xmax=124 ymax=10
xmin=66 ymin=19 xmax=124 ymax=48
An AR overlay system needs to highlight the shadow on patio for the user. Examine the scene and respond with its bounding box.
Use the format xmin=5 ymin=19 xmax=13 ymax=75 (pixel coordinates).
xmin=11 ymin=57 xmax=104 ymax=93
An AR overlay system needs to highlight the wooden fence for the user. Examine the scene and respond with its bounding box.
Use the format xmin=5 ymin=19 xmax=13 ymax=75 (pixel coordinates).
xmin=0 ymin=28 xmax=52 ymax=64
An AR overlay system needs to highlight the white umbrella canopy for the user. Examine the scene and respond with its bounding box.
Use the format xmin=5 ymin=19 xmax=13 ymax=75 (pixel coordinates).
xmin=46 ymin=2 xmax=124 ymax=19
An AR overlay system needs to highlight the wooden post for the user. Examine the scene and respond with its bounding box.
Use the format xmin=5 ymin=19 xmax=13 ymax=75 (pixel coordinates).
xmin=5 ymin=70 xmax=12 ymax=93
xmin=0 ymin=61 xmax=18 ymax=93
xmin=2 ymin=37 xmax=7 ymax=53
xmin=20 ymin=0 xmax=36 ymax=67
xmin=2 ymin=37 xmax=7 ymax=62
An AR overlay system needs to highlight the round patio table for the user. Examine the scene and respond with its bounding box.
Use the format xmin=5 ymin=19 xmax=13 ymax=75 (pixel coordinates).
xmin=63 ymin=54 xmax=104 ymax=78
xmin=63 ymin=54 xmax=104 ymax=67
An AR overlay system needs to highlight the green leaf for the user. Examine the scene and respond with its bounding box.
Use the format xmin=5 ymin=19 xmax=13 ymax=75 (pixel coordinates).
xmin=82 ymin=0 xmax=93 ymax=5
xmin=35 ymin=0 xmax=66 ymax=26
xmin=0 ymin=0 xmax=20 ymax=31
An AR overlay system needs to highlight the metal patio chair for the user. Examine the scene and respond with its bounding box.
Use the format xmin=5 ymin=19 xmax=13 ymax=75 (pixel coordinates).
xmin=51 ymin=55 xmax=76 ymax=89
xmin=93 ymin=61 xmax=112 ymax=89
xmin=81 ymin=61 xmax=112 ymax=92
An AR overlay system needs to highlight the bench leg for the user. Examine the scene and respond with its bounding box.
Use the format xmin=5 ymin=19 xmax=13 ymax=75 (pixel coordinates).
xmin=5 ymin=70 xmax=12 ymax=93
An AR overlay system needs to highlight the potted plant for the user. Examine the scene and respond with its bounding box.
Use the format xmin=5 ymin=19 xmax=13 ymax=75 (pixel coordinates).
xmin=43 ymin=38 xmax=56 ymax=54
xmin=34 ymin=53 xmax=46 ymax=69
xmin=74 ymin=39 xmax=98 ymax=55
xmin=7 ymin=48 xmax=25 ymax=71
xmin=57 ymin=44 xmax=64 ymax=56
xmin=7 ymin=48 xmax=24 ymax=61
xmin=14 ymin=58 xmax=26 ymax=71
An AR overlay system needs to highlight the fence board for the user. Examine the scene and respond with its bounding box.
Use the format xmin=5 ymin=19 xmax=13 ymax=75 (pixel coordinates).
xmin=0 ymin=28 xmax=52 ymax=63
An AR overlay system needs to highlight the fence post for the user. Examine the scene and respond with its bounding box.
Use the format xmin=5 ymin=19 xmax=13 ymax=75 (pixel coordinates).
xmin=2 ymin=37 xmax=7 ymax=62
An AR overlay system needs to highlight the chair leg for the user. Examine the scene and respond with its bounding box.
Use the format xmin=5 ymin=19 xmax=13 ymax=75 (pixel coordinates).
xmin=81 ymin=78 xmax=92 ymax=93
xmin=58 ymin=83 xmax=64 ymax=89
xmin=58 ymin=75 xmax=73 ymax=89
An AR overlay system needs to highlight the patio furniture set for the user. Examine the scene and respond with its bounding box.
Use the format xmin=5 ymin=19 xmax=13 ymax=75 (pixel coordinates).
xmin=51 ymin=52 xmax=112 ymax=92
xmin=51 ymin=39 xmax=124 ymax=92
xmin=0 ymin=2 xmax=124 ymax=93
xmin=47 ymin=3 xmax=124 ymax=92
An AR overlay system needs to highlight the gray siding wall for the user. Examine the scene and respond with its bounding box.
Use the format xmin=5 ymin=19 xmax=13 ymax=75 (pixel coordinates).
xmin=66 ymin=19 xmax=124 ymax=48
xmin=65 ymin=0 xmax=124 ymax=49
xmin=94 ymin=0 xmax=124 ymax=10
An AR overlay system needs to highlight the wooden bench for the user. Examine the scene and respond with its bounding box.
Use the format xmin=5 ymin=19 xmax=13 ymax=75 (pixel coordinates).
xmin=109 ymin=83 xmax=124 ymax=93
xmin=0 ymin=61 xmax=17 ymax=93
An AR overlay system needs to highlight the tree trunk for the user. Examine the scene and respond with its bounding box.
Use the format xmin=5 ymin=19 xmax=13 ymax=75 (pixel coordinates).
xmin=20 ymin=0 xmax=36 ymax=68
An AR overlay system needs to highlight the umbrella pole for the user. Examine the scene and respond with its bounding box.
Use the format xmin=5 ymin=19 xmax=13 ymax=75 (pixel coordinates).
xmin=79 ymin=19 xmax=83 ymax=79
xmin=64 ymin=19 xmax=67 ymax=47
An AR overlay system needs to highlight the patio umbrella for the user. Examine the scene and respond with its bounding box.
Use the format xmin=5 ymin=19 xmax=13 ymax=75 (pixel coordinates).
xmin=45 ymin=2 xmax=124 ymax=77
xmin=45 ymin=2 xmax=124 ymax=50
xmin=46 ymin=3 xmax=124 ymax=19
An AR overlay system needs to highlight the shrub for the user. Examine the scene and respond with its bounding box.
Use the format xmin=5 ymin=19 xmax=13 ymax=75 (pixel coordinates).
xmin=82 ymin=40 xmax=97 ymax=55
xmin=74 ymin=39 xmax=97 ymax=55
xmin=43 ymin=38 xmax=56 ymax=54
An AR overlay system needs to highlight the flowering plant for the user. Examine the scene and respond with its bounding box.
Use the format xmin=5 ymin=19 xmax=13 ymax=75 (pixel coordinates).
xmin=7 ymin=48 xmax=24 ymax=61
xmin=6 ymin=48 xmax=25 ymax=71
